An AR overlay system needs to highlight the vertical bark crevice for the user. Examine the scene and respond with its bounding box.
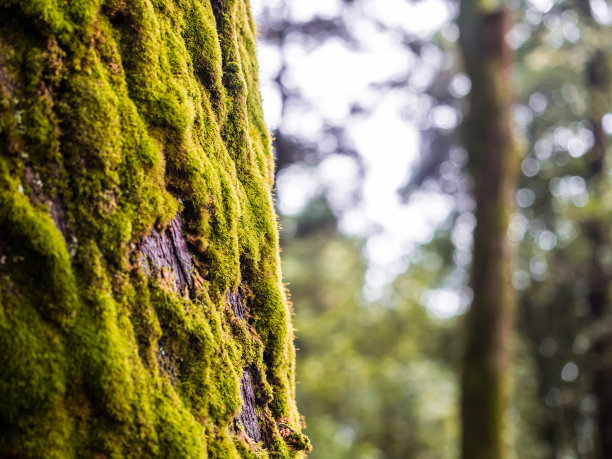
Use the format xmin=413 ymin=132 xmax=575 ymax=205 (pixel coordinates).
xmin=226 ymin=289 xmax=264 ymax=442
xmin=237 ymin=369 xmax=262 ymax=442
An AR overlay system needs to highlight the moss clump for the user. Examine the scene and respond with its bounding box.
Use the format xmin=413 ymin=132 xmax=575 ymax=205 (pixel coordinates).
xmin=0 ymin=0 xmax=308 ymax=456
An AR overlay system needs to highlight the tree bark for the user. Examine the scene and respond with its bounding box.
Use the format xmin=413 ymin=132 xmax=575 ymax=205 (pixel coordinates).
xmin=459 ymin=4 xmax=518 ymax=458
xmin=0 ymin=0 xmax=308 ymax=456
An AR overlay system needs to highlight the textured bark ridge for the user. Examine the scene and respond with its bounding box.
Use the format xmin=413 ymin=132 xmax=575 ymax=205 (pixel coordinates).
xmin=226 ymin=289 xmax=263 ymax=442
xmin=138 ymin=215 xmax=194 ymax=295
xmin=0 ymin=0 xmax=309 ymax=457
xmin=227 ymin=289 xmax=248 ymax=320
xmin=238 ymin=369 xmax=262 ymax=442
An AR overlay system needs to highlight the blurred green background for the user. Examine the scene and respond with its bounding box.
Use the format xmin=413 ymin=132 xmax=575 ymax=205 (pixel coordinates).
xmin=252 ymin=0 xmax=612 ymax=456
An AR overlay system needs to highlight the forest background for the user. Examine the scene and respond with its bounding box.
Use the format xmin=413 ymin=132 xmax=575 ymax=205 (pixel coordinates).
xmin=252 ymin=0 xmax=612 ymax=457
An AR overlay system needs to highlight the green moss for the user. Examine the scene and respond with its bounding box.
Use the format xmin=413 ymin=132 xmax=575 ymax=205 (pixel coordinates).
xmin=0 ymin=160 xmax=78 ymax=328
xmin=0 ymin=0 xmax=307 ymax=456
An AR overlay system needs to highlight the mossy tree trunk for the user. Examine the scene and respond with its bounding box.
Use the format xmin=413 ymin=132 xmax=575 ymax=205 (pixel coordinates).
xmin=0 ymin=0 xmax=308 ymax=457
xmin=458 ymin=3 xmax=518 ymax=458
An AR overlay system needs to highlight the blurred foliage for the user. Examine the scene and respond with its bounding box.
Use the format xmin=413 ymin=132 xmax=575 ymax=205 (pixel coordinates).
xmin=255 ymin=0 xmax=612 ymax=456
xmin=279 ymin=201 xmax=549 ymax=457
xmin=281 ymin=203 xmax=460 ymax=458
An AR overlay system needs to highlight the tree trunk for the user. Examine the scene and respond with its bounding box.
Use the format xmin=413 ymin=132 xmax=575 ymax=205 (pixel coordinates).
xmin=459 ymin=4 xmax=517 ymax=458
xmin=584 ymin=49 xmax=612 ymax=458
xmin=0 ymin=0 xmax=308 ymax=456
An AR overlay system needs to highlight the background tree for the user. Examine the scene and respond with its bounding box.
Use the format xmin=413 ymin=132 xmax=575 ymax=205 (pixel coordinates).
xmin=458 ymin=3 xmax=518 ymax=457
xmin=0 ymin=0 xmax=308 ymax=456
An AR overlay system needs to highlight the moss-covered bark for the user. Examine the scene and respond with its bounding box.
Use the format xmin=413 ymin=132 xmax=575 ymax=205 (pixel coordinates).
xmin=0 ymin=0 xmax=309 ymax=456
xmin=458 ymin=3 xmax=518 ymax=458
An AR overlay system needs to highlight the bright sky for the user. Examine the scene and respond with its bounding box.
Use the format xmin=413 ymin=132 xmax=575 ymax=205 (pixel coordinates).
xmin=252 ymin=0 xmax=463 ymax=313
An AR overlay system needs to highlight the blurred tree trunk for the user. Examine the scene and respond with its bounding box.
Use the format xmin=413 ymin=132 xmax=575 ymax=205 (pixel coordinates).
xmin=0 ymin=0 xmax=308 ymax=457
xmin=459 ymin=3 xmax=517 ymax=458
xmin=584 ymin=49 xmax=612 ymax=458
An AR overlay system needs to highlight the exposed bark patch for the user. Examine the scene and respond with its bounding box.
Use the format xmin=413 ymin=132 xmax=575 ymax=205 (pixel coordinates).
xmin=25 ymin=164 xmax=68 ymax=240
xmin=138 ymin=215 xmax=193 ymax=294
xmin=209 ymin=0 xmax=226 ymax=24
xmin=226 ymin=288 xmax=247 ymax=320
xmin=225 ymin=290 xmax=262 ymax=442
xmin=237 ymin=369 xmax=262 ymax=443
xmin=48 ymin=198 xmax=68 ymax=239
